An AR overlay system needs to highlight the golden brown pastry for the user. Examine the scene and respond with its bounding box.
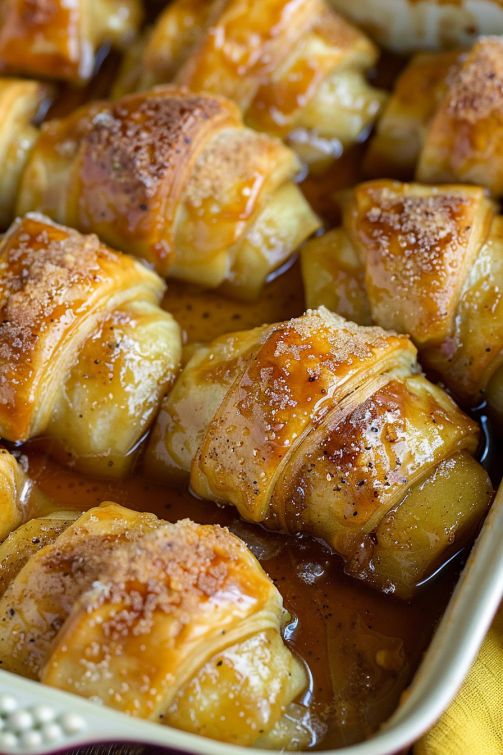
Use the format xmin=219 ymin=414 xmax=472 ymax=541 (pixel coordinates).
xmin=0 ymin=78 xmax=51 ymax=228
xmin=0 ymin=448 xmax=49 ymax=542
xmin=114 ymin=0 xmax=387 ymax=170
xmin=146 ymin=308 xmax=492 ymax=598
xmin=0 ymin=510 xmax=78 ymax=597
xmin=329 ymin=0 xmax=503 ymax=52
xmin=301 ymin=180 xmax=503 ymax=421
xmin=0 ymin=502 xmax=308 ymax=749
xmin=0 ymin=213 xmax=181 ymax=477
xmin=0 ymin=0 xmax=142 ymax=82
xmin=17 ymin=86 xmax=319 ymax=299
xmin=366 ymin=38 xmax=503 ymax=196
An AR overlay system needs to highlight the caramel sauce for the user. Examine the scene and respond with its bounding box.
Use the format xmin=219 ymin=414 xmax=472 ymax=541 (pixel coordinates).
xmin=166 ymin=259 xmax=306 ymax=344
xmin=9 ymin=35 xmax=500 ymax=753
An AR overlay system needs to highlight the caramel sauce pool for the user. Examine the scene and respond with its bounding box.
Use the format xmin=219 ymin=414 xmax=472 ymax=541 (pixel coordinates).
xmin=12 ymin=47 xmax=499 ymax=752
xmin=21 ymin=261 xmax=463 ymax=751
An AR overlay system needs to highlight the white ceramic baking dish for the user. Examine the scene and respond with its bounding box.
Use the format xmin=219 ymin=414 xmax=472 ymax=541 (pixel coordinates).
xmin=0 ymin=478 xmax=501 ymax=755
xmin=1 ymin=2 xmax=503 ymax=751
xmin=330 ymin=0 xmax=503 ymax=50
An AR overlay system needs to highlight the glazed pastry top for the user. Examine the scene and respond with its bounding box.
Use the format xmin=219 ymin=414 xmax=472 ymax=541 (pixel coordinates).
xmin=0 ymin=0 xmax=142 ymax=82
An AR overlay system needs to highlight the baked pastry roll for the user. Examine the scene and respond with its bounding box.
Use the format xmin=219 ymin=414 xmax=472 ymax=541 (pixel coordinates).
xmin=114 ymin=0 xmax=386 ymax=170
xmin=0 ymin=0 xmax=142 ymax=82
xmin=0 ymin=502 xmax=308 ymax=749
xmin=146 ymin=308 xmax=492 ymax=598
xmin=18 ymin=86 xmax=319 ymax=299
xmin=301 ymin=181 xmax=503 ymax=421
xmin=0 ymin=78 xmax=51 ymax=229
xmin=329 ymin=0 xmax=503 ymax=52
xmin=366 ymin=38 xmax=503 ymax=196
xmin=0 ymin=213 xmax=181 ymax=477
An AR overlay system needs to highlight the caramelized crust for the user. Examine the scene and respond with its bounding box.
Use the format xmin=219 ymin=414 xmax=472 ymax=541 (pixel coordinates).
xmin=0 ymin=504 xmax=162 ymax=678
xmin=0 ymin=213 xmax=163 ymax=440
xmin=176 ymin=0 xmax=317 ymax=111
xmin=19 ymin=88 xmax=240 ymax=272
xmin=0 ymin=0 xmax=142 ymax=82
xmin=171 ymin=126 xmax=302 ymax=289
xmin=418 ymin=38 xmax=503 ymax=195
xmin=76 ymin=89 xmax=240 ymax=271
xmin=0 ymin=503 xmax=306 ymax=746
xmin=244 ymin=2 xmax=379 ymax=136
xmin=271 ymin=375 xmax=479 ymax=556
xmin=43 ymin=519 xmax=280 ymax=717
xmin=422 ymin=215 xmax=503 ymax=402
xmin=146 ymin=325 xmax=270 ymax=482
xmin=345 ymin=181 xmax=494 ymax=346
xmin=48 ymin=300 xmax=181 ymax=477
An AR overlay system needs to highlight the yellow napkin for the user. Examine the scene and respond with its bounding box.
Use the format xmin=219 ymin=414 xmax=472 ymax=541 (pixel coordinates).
xmin=416 ymin=605 xmax=503 ymax=755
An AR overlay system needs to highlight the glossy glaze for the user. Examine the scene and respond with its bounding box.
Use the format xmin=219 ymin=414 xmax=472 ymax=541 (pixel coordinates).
xmin=0 ymin=0 xmax=141 ymax=82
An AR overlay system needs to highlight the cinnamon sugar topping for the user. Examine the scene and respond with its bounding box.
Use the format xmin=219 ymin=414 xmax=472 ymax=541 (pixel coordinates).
xmin=83 ymin=88 xmax=237 ymax=201
xmin=445 ymin=37 xmax=503 ymax=124
xmin=363 ymin=189 xmax=470 ymax=273
xmin=186 ymin=128 xmax=281 ymax=209
xmin=81 ymin=520 xmax=254 ymax=638
xmin=0 ymin=215 xmax=112 ymax=404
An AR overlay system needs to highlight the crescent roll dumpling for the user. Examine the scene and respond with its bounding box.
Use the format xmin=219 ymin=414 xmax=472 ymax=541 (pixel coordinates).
xmin=146 ymin=308 xmax=491 ymax=598
xmin=0 ymin=0 xmax=142 ymax=82
xmin=114 ymin=0 xmax=387 ymax=170
xmin=0 ymin=213 xmax=181 ymax=477
xmin=366 ymin=38 xmax=503 ymax=196
xmin=0 ymin=503 xmax=308 ymax=749
xmin=329 ymin=0 xmax=503 ymax=52
xmin=17 ymin=86 xmax=319 ymax=299
xmin=302 ymin=180 xmax=503 ymax=415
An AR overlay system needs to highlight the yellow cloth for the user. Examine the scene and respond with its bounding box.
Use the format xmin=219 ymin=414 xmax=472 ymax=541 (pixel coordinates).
xmin=416 ymin=605 xmax=503 ymax=755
